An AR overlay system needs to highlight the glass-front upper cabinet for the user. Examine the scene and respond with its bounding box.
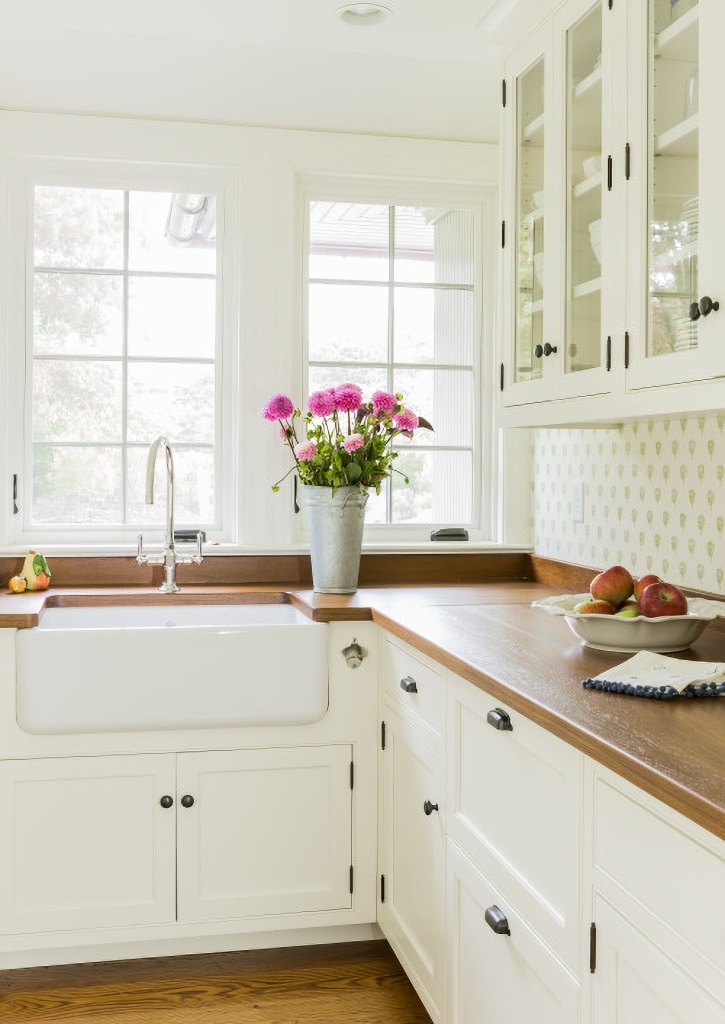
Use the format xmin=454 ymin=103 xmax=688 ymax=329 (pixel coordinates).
xmin=513 ymin=56 xmax=546 ymax=387
xmin=564 ymin=2 xmax=604 ymax=380
xmin=628 ymin=0 xmax=725 ymax=390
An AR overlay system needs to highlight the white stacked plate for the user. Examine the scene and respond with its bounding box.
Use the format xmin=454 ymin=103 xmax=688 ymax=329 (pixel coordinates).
xmin=682 ymin=197 xmax=698 ymax=240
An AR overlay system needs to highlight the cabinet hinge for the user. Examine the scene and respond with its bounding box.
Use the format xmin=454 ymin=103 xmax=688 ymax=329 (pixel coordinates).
xmin=502 ymin=78 xmax=507 ymax=108
xmin=12 ymin=473 xmax=18 ymax=515
xmin=380 ymin=873 xmax=386 ymax=903
xmin=589 ymin=922 xmax=597 ymax=972
xmin=625 ymin=142 xmax=631 ymax=180
xmin=624 ymin=331 xmax=630 ymax=369
xmin=606 ymin=336 xmax=612 ymax=372
xmin=500 ymin=362 xmax=505 ymax=392
xmin=381 ymin=720 xmax=386 ymax=750
xmin=350 ymin=865 xmax=354 ymax=894
xmin=501 ymin=219 xmax=506 ymax=249
xmin=350 ymin=760 xmax=354 ymax=790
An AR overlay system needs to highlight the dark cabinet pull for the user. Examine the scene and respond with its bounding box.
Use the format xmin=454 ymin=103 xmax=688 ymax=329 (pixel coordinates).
xmin=159 ymin=795 xmax=174 ymax=809
xmin=485 ymin=905 xmax=511 ymax=935
xmin=487 ymin=708 xmax=513 ymax=731
xmin=180 ymin=794 xmax=195 ymax=808
xmin=423 ymin=800 xmax=439 ymax=816
xmin=534 ymin=344 xmax=544 ymax=359
xmin=400 ymin=676 xmax=418 ymax=693
xmin=543 ymin=342 xmax=557 ymax=357
xmin=607 ymin=155 xmax=613 ymax=191
xmin=690 ymin=297 xmax=720 ymax=321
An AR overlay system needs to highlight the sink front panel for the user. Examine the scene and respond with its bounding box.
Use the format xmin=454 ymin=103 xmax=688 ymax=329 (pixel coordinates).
xmin=16 ymin=609 xmax=329 ymax=734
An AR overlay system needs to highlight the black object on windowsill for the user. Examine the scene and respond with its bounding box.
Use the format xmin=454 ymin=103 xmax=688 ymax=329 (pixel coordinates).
xmin=174 ymin=530 xmax=207 ymax=543
xmin=431 ymin=528 xmax=469 ymax=542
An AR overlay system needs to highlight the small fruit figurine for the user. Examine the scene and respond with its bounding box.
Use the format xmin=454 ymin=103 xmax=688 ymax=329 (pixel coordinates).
xmin=20 ymin=550 xmax=51 ymax=591
xmin=8 ymin=575 xmax=27 ymax=593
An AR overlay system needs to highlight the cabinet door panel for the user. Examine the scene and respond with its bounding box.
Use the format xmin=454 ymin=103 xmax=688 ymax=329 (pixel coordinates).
xmin=379 ymin=710 xmax=444 ymax=1019
xmin=0 ymin=754 xmax=176 ymax=934
xmin=177 ymin=746 xmax=352 ymax=922
xmin=448 ymin=842 xmax=579 ymax=1024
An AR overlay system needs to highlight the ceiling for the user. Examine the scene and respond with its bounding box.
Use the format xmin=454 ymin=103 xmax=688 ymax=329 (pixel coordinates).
xmin=0 ymin=0 xmax=507 ymax=142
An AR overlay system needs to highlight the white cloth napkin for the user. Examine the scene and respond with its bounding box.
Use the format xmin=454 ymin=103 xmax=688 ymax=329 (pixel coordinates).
xmin=582 ymin=650 xmax=725 ymax=699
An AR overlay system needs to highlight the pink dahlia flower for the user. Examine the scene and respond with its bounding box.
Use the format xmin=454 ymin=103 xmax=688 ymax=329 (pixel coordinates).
xmin=343 ymin=433 xmax=365 ymax=453
xmin=262 ymin=393 xmax=294 ymax=421
xmin=372 ymin=390 xmax=398 ymax=415
xmin=294 ymin=440 xmax=317 ymax=461
xmin=334 ymin=383 xmax=363 ymax=412
xmin=308 ymin=389 xmax=337 ymax=417
xmin=393 ymin=409 xmax=419 ymax=431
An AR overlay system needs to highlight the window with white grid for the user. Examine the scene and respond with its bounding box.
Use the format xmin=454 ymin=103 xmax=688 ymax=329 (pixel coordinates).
xmin=307 ymin=200 xmax=479 ymax=528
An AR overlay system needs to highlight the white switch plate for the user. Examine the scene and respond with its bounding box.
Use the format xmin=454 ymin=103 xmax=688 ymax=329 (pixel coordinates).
xmin=572 ymin=480 xmax=585 ymax=523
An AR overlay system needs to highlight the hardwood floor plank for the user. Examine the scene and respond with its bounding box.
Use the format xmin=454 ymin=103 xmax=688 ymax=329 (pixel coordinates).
xmin=0 ymin=941 xmax=432 ymax=1024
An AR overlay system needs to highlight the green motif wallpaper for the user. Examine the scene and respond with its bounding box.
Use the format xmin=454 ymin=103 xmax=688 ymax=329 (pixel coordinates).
xmin=533 ymin=414 xmax=725 ymax=596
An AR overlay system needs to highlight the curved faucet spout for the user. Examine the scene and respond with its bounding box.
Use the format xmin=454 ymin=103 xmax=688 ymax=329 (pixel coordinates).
xmin=145 ymin=435 xmax=175 ymax=548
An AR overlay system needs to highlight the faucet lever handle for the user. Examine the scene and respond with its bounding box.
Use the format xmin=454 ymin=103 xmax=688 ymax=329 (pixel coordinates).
xmin=136 ymin=533 xmax=147 ymax=564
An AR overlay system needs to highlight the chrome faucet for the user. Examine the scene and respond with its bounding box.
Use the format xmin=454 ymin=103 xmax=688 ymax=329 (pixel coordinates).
xmin=136 ymin=435 xmax=203 ymax=593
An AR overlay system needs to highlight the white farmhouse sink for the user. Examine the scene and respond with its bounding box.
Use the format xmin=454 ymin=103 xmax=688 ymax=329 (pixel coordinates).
xmin=16 ymin=603 xmax=329 ymax=734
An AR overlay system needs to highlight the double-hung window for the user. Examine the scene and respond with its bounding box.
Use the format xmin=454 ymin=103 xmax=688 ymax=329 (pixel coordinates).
xmin=306 ymin=198 xmax=481 ymax=534
xmin=9 ymin=164 xmax=234 ymax=546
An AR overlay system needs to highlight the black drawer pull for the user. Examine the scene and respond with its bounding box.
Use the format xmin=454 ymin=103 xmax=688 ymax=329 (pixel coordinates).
xmin=180 ymin=794 xmax=195 ymax=808
xmin=159 ymin=795 xmax=173 ymax=809
xmin=423 ymin=800 xmax=439 ymax=816
xmin=487 ymin=708 xmax=513 ymax=731
xmin=400 ymin=676 xmax=418 ymax=693
xmin=485 ymin=905 xmax=511 ymax=936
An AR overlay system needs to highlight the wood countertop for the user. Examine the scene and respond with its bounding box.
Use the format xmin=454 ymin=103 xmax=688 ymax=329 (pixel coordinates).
xmin=1 ymin=574 xmax=723 ymax=842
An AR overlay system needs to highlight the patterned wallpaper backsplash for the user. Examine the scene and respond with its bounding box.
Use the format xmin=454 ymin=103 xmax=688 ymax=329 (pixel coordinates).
xmin=533 ymin=413 xmax=725 ymax=596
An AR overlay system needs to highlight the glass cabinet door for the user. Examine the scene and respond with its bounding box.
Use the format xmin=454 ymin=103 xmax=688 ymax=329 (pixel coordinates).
xmin=565 ymin=3 xmax=603 ymax=376
xmin=648 ymin=0 xmax=698 ymax=358
xmin=513 ymin=57 xmax=546 ymax=385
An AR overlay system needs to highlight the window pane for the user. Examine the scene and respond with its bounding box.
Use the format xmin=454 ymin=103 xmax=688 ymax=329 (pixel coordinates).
xmin=395 ymin=207 xmax=475 ymax=285
xmin=34 ymin=186 xmax=124 ymax=269
xmin=394 ymin=287 xmax=475 ymax=365
xmin=394 ymin=368 xmax=474 ymax=448
xmin=126 ymin=446 xmax=214 ymax=525
xmin=308 ymin=283 xmax=388 ymax=363
xmin=33 ymin=360 xmax=123 ymax=443
xmin=308 ymin=365 xmax=388 ymax=398
xmin=309 ymin=202 xmax=388 ymax=281
xmin=128 ymin=191 xmax=217 ymax=275
xmin=34 ymin=272 xmax=123 ymax=356
xmin=127 ymin=363 xmax=215 ymax=444
xmin=33 ymin=446 xmax=123 ymax=524
xmin=128 ymin=277 xmax=216 ymax=359
xmin=391 ymin=450 xmax=473 ymax=524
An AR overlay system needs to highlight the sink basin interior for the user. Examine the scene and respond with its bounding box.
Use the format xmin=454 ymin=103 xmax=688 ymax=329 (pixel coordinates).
xmin=16 ymin=602 xmax=329 ymax=735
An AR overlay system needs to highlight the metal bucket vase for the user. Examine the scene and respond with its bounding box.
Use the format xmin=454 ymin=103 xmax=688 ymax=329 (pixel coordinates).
xmin=302 ymin=485 xmax=369 ymax=594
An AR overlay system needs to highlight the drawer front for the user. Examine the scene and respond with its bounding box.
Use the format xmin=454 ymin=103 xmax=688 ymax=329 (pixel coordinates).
xmin=381 ymin=636 xmax=445 ymax=743
xmin=592 ymin=768 xmax=725 ymax=988
xmin=447 ymin=675 xmax=583 ymax=971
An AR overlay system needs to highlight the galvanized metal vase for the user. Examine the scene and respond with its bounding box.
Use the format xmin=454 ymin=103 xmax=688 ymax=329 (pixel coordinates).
xmin=302 ymin=485 xmax=369 ymax=594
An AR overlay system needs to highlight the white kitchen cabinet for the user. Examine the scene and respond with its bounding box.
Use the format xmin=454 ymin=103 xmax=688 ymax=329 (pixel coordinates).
xmin=498 ymin=0 xmax=725 ymax=425
xmin=0 ymin=745 xmax=354 ymax=937
xmin=447 ymin=840 xmax=579 ymax=1024
xmin=378 ymin=635 xmax=446 ymax=1022
xmin=0 ymin=754 xmax=177 ymax=934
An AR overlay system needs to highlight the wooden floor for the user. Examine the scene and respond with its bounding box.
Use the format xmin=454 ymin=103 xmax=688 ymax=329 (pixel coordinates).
xmin=0 ymin=940 xmax=433 ymax=1024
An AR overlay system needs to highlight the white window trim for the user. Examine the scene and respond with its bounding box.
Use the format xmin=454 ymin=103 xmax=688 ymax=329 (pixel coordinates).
xmin=4 ymin=155 xmax=241 ymax=550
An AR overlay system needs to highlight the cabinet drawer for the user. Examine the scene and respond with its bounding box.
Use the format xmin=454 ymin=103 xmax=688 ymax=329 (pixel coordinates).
xmin=592 ymin=768 xmax=725 ymax=988
xmin=380 ymin=636 xmax=445 ymax=743
xmin=447 ymin=675 xmax=582 ymax=970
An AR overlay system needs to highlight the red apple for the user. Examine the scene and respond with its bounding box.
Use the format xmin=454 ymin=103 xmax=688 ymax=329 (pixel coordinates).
xmin=633 ymin=573 xmax=663 ymax=602
xmin=638 ymin=582 xmax=688 ymax=618
xmin=589 ymin=565 xmax=634 ymax=608
xmin=573 ymin=599 xmax=615 ymax=615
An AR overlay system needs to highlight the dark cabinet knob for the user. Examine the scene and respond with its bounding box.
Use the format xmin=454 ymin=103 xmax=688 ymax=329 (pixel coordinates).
xmin=689 ymin=301 xmax=701 ymax=321
xmin=159 ymin=795 xmax=173 ymax=809
xmin=543 ymin=342 xmax=558 ymax=356
xmin=423 ymin=800 xmax=439 ymax=816
xmin=699 ymin=296 xmax=719 ymax=317
xmin=534 ymin=344 xmax=544 ymax=358
xmin=400 ymin=676 xmax=418 ymax=693
xmin=487 ymin=708 xmax=513 ymax=731
xmin=485 ymin=905 xmax=511 ymax=936
xmin=180 ymin=794 xmax=195 ymax=808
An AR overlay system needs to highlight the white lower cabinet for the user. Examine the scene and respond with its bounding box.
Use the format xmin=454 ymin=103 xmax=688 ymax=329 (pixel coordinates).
xmin=378 ymin=708 xmax=445 ymax=1021
xmin=448 ymin=840 xmax=579 ymax=1024
xmin=0 ymin=745 xmax=354 ymax=937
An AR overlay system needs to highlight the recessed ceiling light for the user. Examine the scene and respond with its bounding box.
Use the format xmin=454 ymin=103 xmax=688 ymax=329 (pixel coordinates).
xmin=337 ymin=3 xmax=394 ymax=26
